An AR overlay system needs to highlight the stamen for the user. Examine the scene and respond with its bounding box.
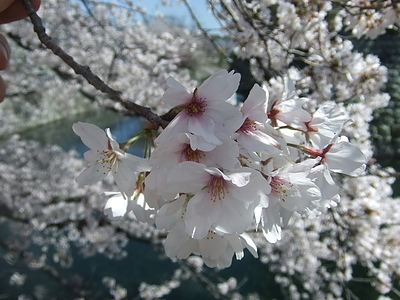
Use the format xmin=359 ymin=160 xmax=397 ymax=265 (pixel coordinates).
xmin=208 ymin=175 xmax=228 ymax=202
xmin=270 ymin=175 xmax=292 ymax=202
xmin=238 ymin=118 xmax=257 ymax=133
xmin=181 ymin=144 xmax=206 ymax=162
xmin=185 ymin=88 xmax=207 ymax=116
xmin=95 ymin=150 xmax=118 ymax=173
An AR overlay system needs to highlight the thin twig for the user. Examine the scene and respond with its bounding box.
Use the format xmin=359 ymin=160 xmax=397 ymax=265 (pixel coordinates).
xmin=182 ymin=0 xmax=228 ymax=61
xmin=21 ymin=0 xmax=169 ymax=128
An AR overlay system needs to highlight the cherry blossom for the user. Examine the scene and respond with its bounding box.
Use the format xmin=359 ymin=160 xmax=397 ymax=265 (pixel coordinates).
xmin=72 ymin=122 xmax=149 ymax=197
xmin=159 ymin=161 xmax=269 ymax=239
xmin=164 ymin=220 xmax=258 ymax=268
xmin=302 ymin=135 xmax=367 ymax=176
xmin=236 ymin=84 xmax=286 ymax=157
xmin=155 ymin=70 xmax=243 ymax=149
xmin=267 ymin=77 xmax=311 ymax=130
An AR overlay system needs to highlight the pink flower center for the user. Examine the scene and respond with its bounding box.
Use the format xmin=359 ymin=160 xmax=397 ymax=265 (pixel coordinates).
xmin=238 ymin=118 xmax=257 ymax=133
xmin=185 ymin=88 xmax=207 ymax=116
xmin=270 ymin=175 xmax=292 ymax=202
xmin=208 ymin=175 xmax=229 ymax=202
xmin=181 ymin=144 xmax=206 ymax=162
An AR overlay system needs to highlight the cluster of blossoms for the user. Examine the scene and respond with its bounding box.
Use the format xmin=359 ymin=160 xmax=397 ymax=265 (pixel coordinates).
xmin=343 ymin=0 xmax=400 ymax=39
xmin=73 ymin=69 xmax=366 ymax=268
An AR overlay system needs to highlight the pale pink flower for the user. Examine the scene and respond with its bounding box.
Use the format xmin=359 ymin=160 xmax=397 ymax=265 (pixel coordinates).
xmin=156 ymin=70 xmax=243 ymax=149
xmin=145 ymin=133 xmax=240 ymax=199
xmin=159 ymin=161 xmax=270 ymax=239
xmin=256 ymin=159 xmax=321 ymax=242
xmin=236 ymin=84 xmax=286 ymax=157
xmin=267 ymin=77 xmax=311 ymax=130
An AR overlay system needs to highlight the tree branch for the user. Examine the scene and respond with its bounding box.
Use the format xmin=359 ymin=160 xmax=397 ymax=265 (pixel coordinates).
xmin=182 ymin=0 xmax=228 ymax=61
xmin=21 ymin=0 xmax=169 ymax=128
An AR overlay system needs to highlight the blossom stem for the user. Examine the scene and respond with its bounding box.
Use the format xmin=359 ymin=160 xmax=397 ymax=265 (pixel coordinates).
xmin=122 ymin=135 xmax=142 ymax=151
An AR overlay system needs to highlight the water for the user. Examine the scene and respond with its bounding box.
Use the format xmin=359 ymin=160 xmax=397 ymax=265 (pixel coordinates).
xmin=19 ymin=109 xmax=147 ymax=157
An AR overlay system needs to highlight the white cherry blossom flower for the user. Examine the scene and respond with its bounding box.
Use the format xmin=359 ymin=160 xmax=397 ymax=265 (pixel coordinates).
xmin=256 ymin=158 xmax=322 ymax=242
xmin=304 ymin=102 xmax=350 ymax=148
xmin=146 ymin=132 xmax=240 ymax=197
xmin=159 ymin=161 xmax=269 ymax=239
xmin=236 ymin=84 xmax=286 ymax=157
xmin=303 ymin=135 xmax=367 ymax=176
xmin=267 ymin=77 xmax=311 ymax=130
xmin=164 ymin=220 xmax=258 ymax=269
xmin=155 ymin=70 xmax=243 ymax=149
xmin=72 ymin=122 xmax=149 ymax=196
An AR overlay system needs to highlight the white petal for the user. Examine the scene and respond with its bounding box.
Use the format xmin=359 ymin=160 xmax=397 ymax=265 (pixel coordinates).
xmin=261 ymin=204 xmax=282 ymax=243
xmin=105 ymin=128 xmax=121 ymax=151
xmin=72 ymin=122 xmax=108 ymax=150
xmin=164 ymin=222 xmax=197 ymax=259
xmin=215 ymin=198 xmax=255 ymax=235
xmin=185 ymin=190 xmax=221 ymax=239
xmin=104 ymin=194 xmax=128 ymax=218
xmin=164 ymin=161 xmax=209 ymax=195
xmin=198 ymin=233 xmax=228 ymax=260
xmin=198 ymin=69 xmax=240 ymax=101
xmin=239 ymin=233 xmax=258 ymax=258
xmin=76 ymin=163 xmax=108 ymax=185
xmin=112 ymin=159 xmax=139 ymax=197
xmin=242 ymin=84 xmax=268 ymax=122
xmin=83 ymin=149 xmax=104 ymax=164
xmin=325 ymin=140 xmax=367 ymax=176
xmin=188 ymin=115 xmax=221 ymax=145
xmin=226 ymin=171 xmax=251 ymax=187
xmin=155 ymin=113 xmax=189 ymax=145
xmin=162 ymin=77 xmax=191 ymax=107
xmin=156 ymin=196 xmax=186 ymax=230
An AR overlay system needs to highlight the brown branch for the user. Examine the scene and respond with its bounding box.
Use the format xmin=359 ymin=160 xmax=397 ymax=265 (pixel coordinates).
xmin=21 ymin=0 xmax=170 ymax=128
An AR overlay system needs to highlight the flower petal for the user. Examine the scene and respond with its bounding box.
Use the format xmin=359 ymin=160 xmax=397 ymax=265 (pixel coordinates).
xmin=72 ymin=122 xmax=108 ymax=150
xmin=188 ymin=115 xmax=221 ymax=145
xmin=162 ymin=76 xmax=191 ymax=107
xmin=104 ymin=193 xmax=128 ymax=218
xmin=198 ymin=69 xmax=240 ymax=102
xmin=76 ymin=163 xmax=108 ymax=185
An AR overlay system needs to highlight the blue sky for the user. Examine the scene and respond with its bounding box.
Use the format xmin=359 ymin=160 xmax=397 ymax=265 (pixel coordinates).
xmin=138 ymin=0 xmax=221 ymax=33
